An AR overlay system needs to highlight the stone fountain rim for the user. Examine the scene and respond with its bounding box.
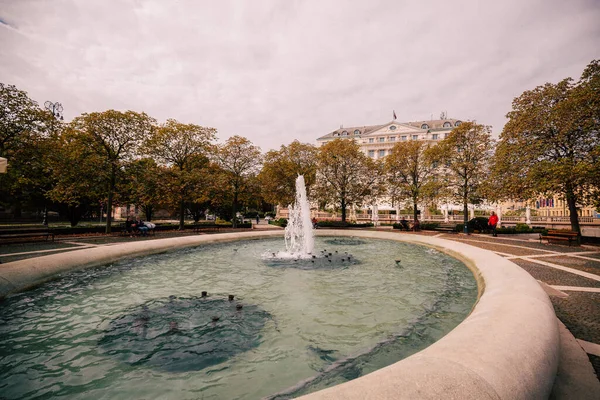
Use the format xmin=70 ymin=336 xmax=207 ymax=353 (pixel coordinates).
xmin=0 ymin=229 xmax=558 ymax=399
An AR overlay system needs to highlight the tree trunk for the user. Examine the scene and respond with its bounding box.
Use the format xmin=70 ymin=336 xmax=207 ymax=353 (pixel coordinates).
xmin=463 ymin=200 xmax=469 ymax=234
xmin=565 ymin=185 xmax=581 ymax=238
xmin=341 ymin=198 xmax=346 ymax=222
xmin=68 ymin=205 xmax=81 ymax=227
xmin=179 ymin=197 xmax=185 ymax=230
xmin=144 ymin=205 xmax=153 ymax=222
xmin=105 ymin=167 xmax=116 ymax=234
xmin=12 ymin=201 xmax=22 ymax=218
xmin=232 ymin=188 xmax=239 ymax=228
xmin=413 ymin=197 xmax=418 ymax=224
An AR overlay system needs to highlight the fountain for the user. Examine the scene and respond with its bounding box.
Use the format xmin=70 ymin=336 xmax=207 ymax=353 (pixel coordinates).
xmin=264 ymin=175 xmax=354 ymax=268
xmin=283 ymin=175 xmax=314 ymax=258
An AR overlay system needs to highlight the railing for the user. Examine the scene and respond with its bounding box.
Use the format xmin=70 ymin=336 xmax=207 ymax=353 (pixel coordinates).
xmin=500 ymin=216 xmax=522 ymax=222
xmin=276 ymin=208 xmax=600 ymax=225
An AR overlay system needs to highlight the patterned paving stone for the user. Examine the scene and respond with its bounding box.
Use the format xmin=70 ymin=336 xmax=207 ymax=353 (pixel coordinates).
xmin=445 ymin=239 xmax=549 ymax=256
xmin=512 ymin=259 xmax=600 ymax=288
xmin=541 ymin=256 xmax=600 ymax=276
xmin=551 ymin=292 xmax=600 ymax=344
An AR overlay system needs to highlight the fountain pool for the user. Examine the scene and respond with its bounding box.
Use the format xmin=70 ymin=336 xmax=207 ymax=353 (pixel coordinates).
xmin=0 ymin=236 xmax=477 ymax=399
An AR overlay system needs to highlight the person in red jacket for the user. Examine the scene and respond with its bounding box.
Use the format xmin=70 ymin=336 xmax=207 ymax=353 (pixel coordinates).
xmin=488 ymin=211 xmax=499 ymax=237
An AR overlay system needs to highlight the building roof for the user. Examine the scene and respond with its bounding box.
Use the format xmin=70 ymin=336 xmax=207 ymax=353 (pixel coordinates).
xmin=317 ymin=118 xmax=463 ymax=141
xmin=407 ymin=118 xmax=462 ymax=131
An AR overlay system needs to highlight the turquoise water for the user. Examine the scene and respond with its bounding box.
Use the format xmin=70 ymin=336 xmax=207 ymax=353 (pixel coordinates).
xmin=0 ymin=237 xmax=477 ymax=399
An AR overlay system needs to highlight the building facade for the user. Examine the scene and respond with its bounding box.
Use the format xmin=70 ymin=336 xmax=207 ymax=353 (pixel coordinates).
xmin=316 ymin=118 xmax=464 ymax=157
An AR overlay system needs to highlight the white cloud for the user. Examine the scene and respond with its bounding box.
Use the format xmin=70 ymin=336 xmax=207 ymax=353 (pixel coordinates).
xmin=1 ymin=0 xmax=599 ymax=149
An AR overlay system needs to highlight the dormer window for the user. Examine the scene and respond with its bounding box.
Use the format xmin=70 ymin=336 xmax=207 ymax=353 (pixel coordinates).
xmin=354 ymin=129 xmax=360 ymax=135
xmin=455 ymin=121 xmax=462 ymax=127
xmin=421 ymin=124 xmax=429 ymax=130
xmin=342 ymin=131 xmax=348 ymax=136
xmin=389 ymin=125 xmax=397 ymax=131
xmin=333 ymin=132 xmax=340 ymax=136
xmin=443 ymin=122 xmax=452 ymax=128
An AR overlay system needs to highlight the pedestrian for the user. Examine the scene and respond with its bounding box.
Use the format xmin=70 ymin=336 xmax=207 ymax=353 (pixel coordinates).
xmin=400 ymin=217 xmax=409 ymax=231
xmin=256 ymin=215 xmax=260 ymax=224
xmin=312 ymin=217 xmax=318 ymax=229
xmin=412 ymin=219 xmax=420 ymax=231
xmin=125 ymin=216 xmax=133 ymax=235
xmin=488 ymin=211 xmax=499 ymax=237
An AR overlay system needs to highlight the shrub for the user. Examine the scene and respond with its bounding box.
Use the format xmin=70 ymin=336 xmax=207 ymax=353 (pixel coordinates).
xmin=421 ymin=222 xmax=440 ymax=231
xmin=468 ymin=217 xmax=490 ymax=233
xmin=269 ymin=218 xmax=288 ymax=227
xmin=317 ymin=221 xmax=373 ymax=228
xmin=515 ymin=223 xmax=531 ymax=233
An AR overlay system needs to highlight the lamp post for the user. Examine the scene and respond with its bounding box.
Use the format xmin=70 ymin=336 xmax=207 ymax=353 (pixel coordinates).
xmin=44 ymin=101 xmax=64 ymax=120
xmin=41 ymin=101 xmax=63 ymax=225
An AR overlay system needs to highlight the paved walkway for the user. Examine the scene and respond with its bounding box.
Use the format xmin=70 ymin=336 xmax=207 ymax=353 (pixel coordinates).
xmin=434 ymin=232 xmax=600 ymax=382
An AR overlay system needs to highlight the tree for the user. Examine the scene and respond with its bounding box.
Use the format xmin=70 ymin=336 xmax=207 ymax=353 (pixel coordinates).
xmin=436 ymin=122 xmax=494 ymax=233
xmin=314 ymin=138 xmax=383 ymax=222
xmin=214 ymin=136 xmax=262 ymax=227
xmin=143 ymin=119 xmax=216 ymax=229
xmin=0 ymin=83 xmax=58 ymax=219
xmin=0 ymin=83 xmax=43 ymax=156
xmin=119 ymin=158 xmax=164 ymax=222
xmin=258 ymin=140 xmax=318 ymax=206
xmin=492 ymin=60 xmax=600 ymax=235
xmin=71 ymin=110 xmax=155 ymax=233
xmin=46 ymin=126 xmax=108 ymax=226
xmin=385 ymin=140 xmax=439 ymax=224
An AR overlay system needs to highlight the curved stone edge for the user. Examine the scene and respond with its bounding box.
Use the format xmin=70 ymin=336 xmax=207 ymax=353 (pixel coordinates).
xmin=0 ymin=229 xmax=559 ymax=399
xmin=296 ymin=230 xmax=559 ymax=400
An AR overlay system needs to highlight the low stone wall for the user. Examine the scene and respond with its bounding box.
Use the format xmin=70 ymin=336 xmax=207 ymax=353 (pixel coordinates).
xmin=0 ymin=230 xmax=559 ymax=399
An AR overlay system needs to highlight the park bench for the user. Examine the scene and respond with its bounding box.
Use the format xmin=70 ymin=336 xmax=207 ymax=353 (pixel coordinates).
xmin=434 ymin=223 xmax=456 ymax=233
xmin=193 ymin=223 xmax=222 ymax=234
xmin=539 ymin=230 xmax=579 ymax=246
xmin=119 ymin=222 xmax=156 ymax=237
xmin=0 ymin=226 xmax=55 ymax=244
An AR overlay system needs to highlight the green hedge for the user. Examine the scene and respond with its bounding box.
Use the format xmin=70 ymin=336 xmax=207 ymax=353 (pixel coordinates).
xmin=393 ymin=222 xmax=440 ymax=231
xmin=316 ymin=221 xmax=374 ymax=228
xmin=269 ymin=218 xmax=288 ymax=227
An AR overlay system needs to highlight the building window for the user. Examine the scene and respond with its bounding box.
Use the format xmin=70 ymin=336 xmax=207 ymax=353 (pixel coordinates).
xmin=389 ymin=125 xmax=397 ymax=131
xmin=342 ymin=131 xmax=348 ymax=136
xmin=354 ymin=129 xmax=360 ymax=135
xmin=389 ymin=149 xmax=394 ymax=155
xmin=432 ymin=134 xmax=439 ymax=139
xmin=412 ymin=135 xmax=418 ymax=140
xmin=444 ymin=133 xmax=448 ymax=138
xmin=369 ymin=138 xmax=374 ymax=143
xmin=443 ymin=122 xmax=451 ymax=128
xmin=368 ymin=150 xmax=375 ymax=157
xmin=389 ymin=136 xmax=396 ymax=142
xmin=378 ymin=137 xmax=385 ymax=143
xmin=333 ymin=132 xmax=340 ymax=136
xmin=378 ymin=149 xmax=386 ymax=157
xmin=401 ymin=136 xmax=407 ymax=141
xmin=455 ymin=121 xmax=462 ymax=127
xmin=421 ymin=124 xmax=429 ymax=130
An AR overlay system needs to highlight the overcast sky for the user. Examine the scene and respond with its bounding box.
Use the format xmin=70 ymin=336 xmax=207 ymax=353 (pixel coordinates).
xmin=1 ymin=0 xmax=599 ymax=151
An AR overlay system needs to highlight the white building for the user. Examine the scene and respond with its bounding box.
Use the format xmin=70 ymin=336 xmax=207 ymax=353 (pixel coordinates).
xmin=312 ymin=117 xmax=470 ymax=223
xmin=316 ymin=118 xmax=464 ymax=157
